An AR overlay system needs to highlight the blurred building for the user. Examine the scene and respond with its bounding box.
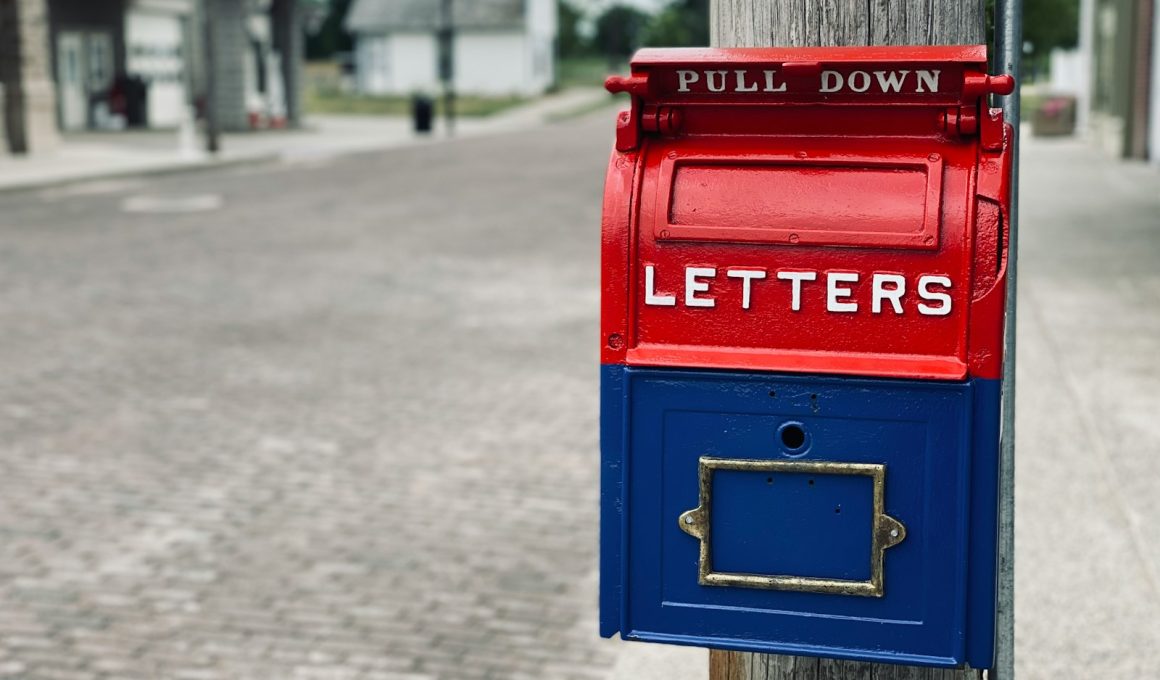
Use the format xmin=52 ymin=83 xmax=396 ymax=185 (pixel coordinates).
xmin=1076 ymin=0 xmax=1160 ymax=164
xmin=1 ymin=0 xmax=306 ymax=155
xmin=346 ymin=0 xmax=557 ymax=96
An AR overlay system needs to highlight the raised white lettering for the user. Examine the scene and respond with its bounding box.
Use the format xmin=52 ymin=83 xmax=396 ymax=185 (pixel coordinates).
xmin=644 ymin=265 xmax=676 ymax=306
xmin=705 ymin=70 xmax=728 ymax=93
xmin=827 ymin=272 xmax=859 ymax=312
xmin=776 ymin=271 xmax=817 ymax=311
xmin=763 ymin=70 xmax=787 ymax=92
xmin=672 ymin=67 xmax=943 ymax=96
xmin=677 ymin=70 xmax=699 ymax=93
xmin=820 ymin=70 xmax=844 ymax=93
xmin=874 ymin=70 xmax=910 ymax=93
xmin=686 ymin=267 xmax=717 ymax=307
xmin=916 ymin=69 xmax=941 ymax=93
xmin=734 ymin=70 xmax=758 ymax=92
xmin=646 ymin=265 xmax=955 ymax=317
xmin=727 ymin=269 xmax=767 ymax=309
xmin=847 ymin=71 xmax=871 ymax=93
xmin=917 ymin=275 xmax=952 ymax=315
xmin=872 ymin=273 xmax=906 ymax=314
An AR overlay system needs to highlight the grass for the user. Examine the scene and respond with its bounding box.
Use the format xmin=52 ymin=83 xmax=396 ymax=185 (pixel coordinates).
xmin=1021 ymin=92 xmax=1044 ymax=120
xmin=304 ymin=89 xmax=525 ymax=118
xmin=556 ymin=57 xmax=628 ymax=91
xmin=546 ymin=92 xmax=627 ymax=123
xmin=301 ymin=58 xmax=630 ymax=118
xmin=303 ymin=61 xmax=526 ymax=118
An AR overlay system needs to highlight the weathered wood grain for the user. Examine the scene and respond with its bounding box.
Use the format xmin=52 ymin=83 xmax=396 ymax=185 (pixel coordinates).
xmin=706 ymin=1 xmax=987 ymax=678
xmin=711 ymin=0 xmax=985 ymax=47
xmin=710 ymin=650 xmax=986 ymax=680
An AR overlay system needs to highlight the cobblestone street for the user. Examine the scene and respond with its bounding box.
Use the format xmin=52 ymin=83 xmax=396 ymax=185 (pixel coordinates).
xmin=2 ymin=106 xmax=1160 ymax=680
xmin=0 ymin=114 xmax=616 ymax=679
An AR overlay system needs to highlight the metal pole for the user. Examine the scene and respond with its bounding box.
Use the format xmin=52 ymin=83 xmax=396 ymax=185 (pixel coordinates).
xmin=994 ymin=0 xmax=1023 ymax=678
xmin=439 ymin=0 xmax=455 ymax=136
xmin=202 ymin=3 xmax=220 ymax=154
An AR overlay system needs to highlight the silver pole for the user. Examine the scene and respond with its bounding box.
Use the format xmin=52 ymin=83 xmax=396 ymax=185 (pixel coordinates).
xmin=994 ymin=0 xmax=1023 ymax=678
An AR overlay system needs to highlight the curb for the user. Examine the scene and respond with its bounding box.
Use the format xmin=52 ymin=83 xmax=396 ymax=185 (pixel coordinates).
xmin=0 ymin=91 xmax=616 ymax=198
xmin=0 ymin=152 xmax=280 ymax=197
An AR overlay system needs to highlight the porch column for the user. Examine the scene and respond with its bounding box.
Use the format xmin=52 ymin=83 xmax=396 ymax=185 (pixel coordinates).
xmin=205 ymin=0 xmax=248 ymax=131
xmin=0 ymin=0 xmax=59 ymax=154
xmin=271 ymin=0 xmax=303 ymax=127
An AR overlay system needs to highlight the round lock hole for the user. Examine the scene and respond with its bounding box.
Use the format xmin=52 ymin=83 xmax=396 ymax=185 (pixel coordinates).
xmin=780 ymin=424 xmax=806 ymax=450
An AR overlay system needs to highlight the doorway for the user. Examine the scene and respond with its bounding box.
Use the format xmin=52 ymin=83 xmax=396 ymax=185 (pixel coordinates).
xmin=56 ymin=29 xmax=115 ymax=131
xmin=56 ymin=31 xmax=86 ymax=130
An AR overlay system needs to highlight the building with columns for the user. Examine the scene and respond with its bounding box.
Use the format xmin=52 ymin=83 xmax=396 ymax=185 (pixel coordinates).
xmin=1073 ymin=0 xmax=1160 ymax=165
xmin=1 ymin=0 xmax=306 ymax=155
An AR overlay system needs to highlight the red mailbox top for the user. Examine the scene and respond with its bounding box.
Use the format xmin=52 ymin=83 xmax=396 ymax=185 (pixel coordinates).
xmin=601 ymin=46 xmax=1012 ymax=381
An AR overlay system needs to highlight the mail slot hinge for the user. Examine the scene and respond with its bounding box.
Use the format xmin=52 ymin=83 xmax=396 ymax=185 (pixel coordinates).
xmin=606 ymin=74 xmax=650 ymax=151
xmin=942 ymin=105 xmax=1008 ymax=152
xmin=606 ymin=73 xmax=685 ymax=151
xmin=641 ymin=105 xmax=684 ymax=136
xmin=941 ymin=105 xmax=979 ymax=138
xmin=945 ymin=72 xmax=1014 ymax=150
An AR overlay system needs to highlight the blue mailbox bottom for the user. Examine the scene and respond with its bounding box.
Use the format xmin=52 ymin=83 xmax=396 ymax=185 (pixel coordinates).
xmin=600 ymin=365 xmax=1000 ymax=669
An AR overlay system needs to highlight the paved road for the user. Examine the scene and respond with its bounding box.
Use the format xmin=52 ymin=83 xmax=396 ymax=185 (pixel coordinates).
xmin=0 ymin=114 xmax=618 ymax=679
xmin=0 ymin=112 xmax=1158 ymax=680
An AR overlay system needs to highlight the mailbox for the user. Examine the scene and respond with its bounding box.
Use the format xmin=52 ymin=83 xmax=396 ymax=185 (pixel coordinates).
xmin=599 ymin=46 xmax=1013 ymax=668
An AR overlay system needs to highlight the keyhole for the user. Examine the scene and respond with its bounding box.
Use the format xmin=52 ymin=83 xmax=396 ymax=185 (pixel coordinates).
xmin=781 ymin=424 xmax=806 ymax=450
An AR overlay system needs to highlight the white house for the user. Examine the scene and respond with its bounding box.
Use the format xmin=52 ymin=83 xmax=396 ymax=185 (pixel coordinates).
xmin=346 ymin=0 xmax=557 ymax=97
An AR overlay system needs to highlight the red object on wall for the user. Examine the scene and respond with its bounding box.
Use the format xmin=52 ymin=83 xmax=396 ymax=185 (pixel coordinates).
xmin=601 ymin=46 xmax=1013 ymax=381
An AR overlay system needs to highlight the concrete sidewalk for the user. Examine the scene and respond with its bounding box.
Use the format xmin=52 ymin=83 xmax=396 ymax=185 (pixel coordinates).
xmin=0 ymin=87 xmax=610 ymax=193
xmin=1012 ymin=134 xmax=1160 ymax=678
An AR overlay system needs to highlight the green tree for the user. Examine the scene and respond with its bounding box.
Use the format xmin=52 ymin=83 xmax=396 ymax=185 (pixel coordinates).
xmin=306 ymin=0 xmax=353 ymax=60
xmin=642 ymin=0 xmax=709 ymax=48
xmin=557 ymin=0 xmax=589 ymax=58
xmin=1024 ymin=0 xmax=1079 ymax=59
xmin=593 ymin=4 xmax=651 ymax=60
xmin=985 ymin=0 xmax=1078 ymax=76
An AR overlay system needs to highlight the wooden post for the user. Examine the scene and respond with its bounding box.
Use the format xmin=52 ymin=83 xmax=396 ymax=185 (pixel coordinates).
xmin=708 ymin=1 xmax=987 ymax=679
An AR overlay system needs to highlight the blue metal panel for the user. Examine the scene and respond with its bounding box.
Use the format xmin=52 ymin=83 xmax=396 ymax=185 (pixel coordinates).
xmin=712 ymin=468 xmax=874 ymax=581
xmin=966 ymin=377 xmax=1001 ymax=668
xmin=600 ymin=364 xmax=626 ymax=638
xmin=599 ymin=366 xmax=1001 ymax=668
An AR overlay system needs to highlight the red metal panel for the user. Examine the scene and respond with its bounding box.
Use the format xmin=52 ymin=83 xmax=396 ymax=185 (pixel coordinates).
xmin=659 ymin=151 xmax=943 ymax=250
xmin=601 ymin=47 xmax=1012 ymax=381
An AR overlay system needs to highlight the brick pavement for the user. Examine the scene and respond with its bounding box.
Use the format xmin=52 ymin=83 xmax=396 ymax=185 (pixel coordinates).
xmin=0 ymin=113 xmax=620 ymax=679
xmin=4 ymin=110 xmax=1160 ymax=680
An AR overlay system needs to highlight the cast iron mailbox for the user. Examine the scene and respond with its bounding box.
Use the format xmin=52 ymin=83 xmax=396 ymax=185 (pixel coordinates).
xmin=599 ymin=46 xmax=1013 ymax=669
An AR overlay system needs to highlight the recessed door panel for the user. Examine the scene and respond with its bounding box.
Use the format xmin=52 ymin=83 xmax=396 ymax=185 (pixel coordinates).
xmin=619 ymin=368 xmax=974 ymax=666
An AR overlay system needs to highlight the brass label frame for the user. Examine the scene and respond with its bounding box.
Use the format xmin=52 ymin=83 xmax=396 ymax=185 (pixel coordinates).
xmin=678 ymin=457 xmax=907 ymax=597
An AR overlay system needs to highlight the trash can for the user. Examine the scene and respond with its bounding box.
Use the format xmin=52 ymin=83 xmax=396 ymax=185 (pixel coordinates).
xmin=126 ymin=76 xmax=148 ymax=128
xmin=412 ymin=95 xmax=434 ymax=134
